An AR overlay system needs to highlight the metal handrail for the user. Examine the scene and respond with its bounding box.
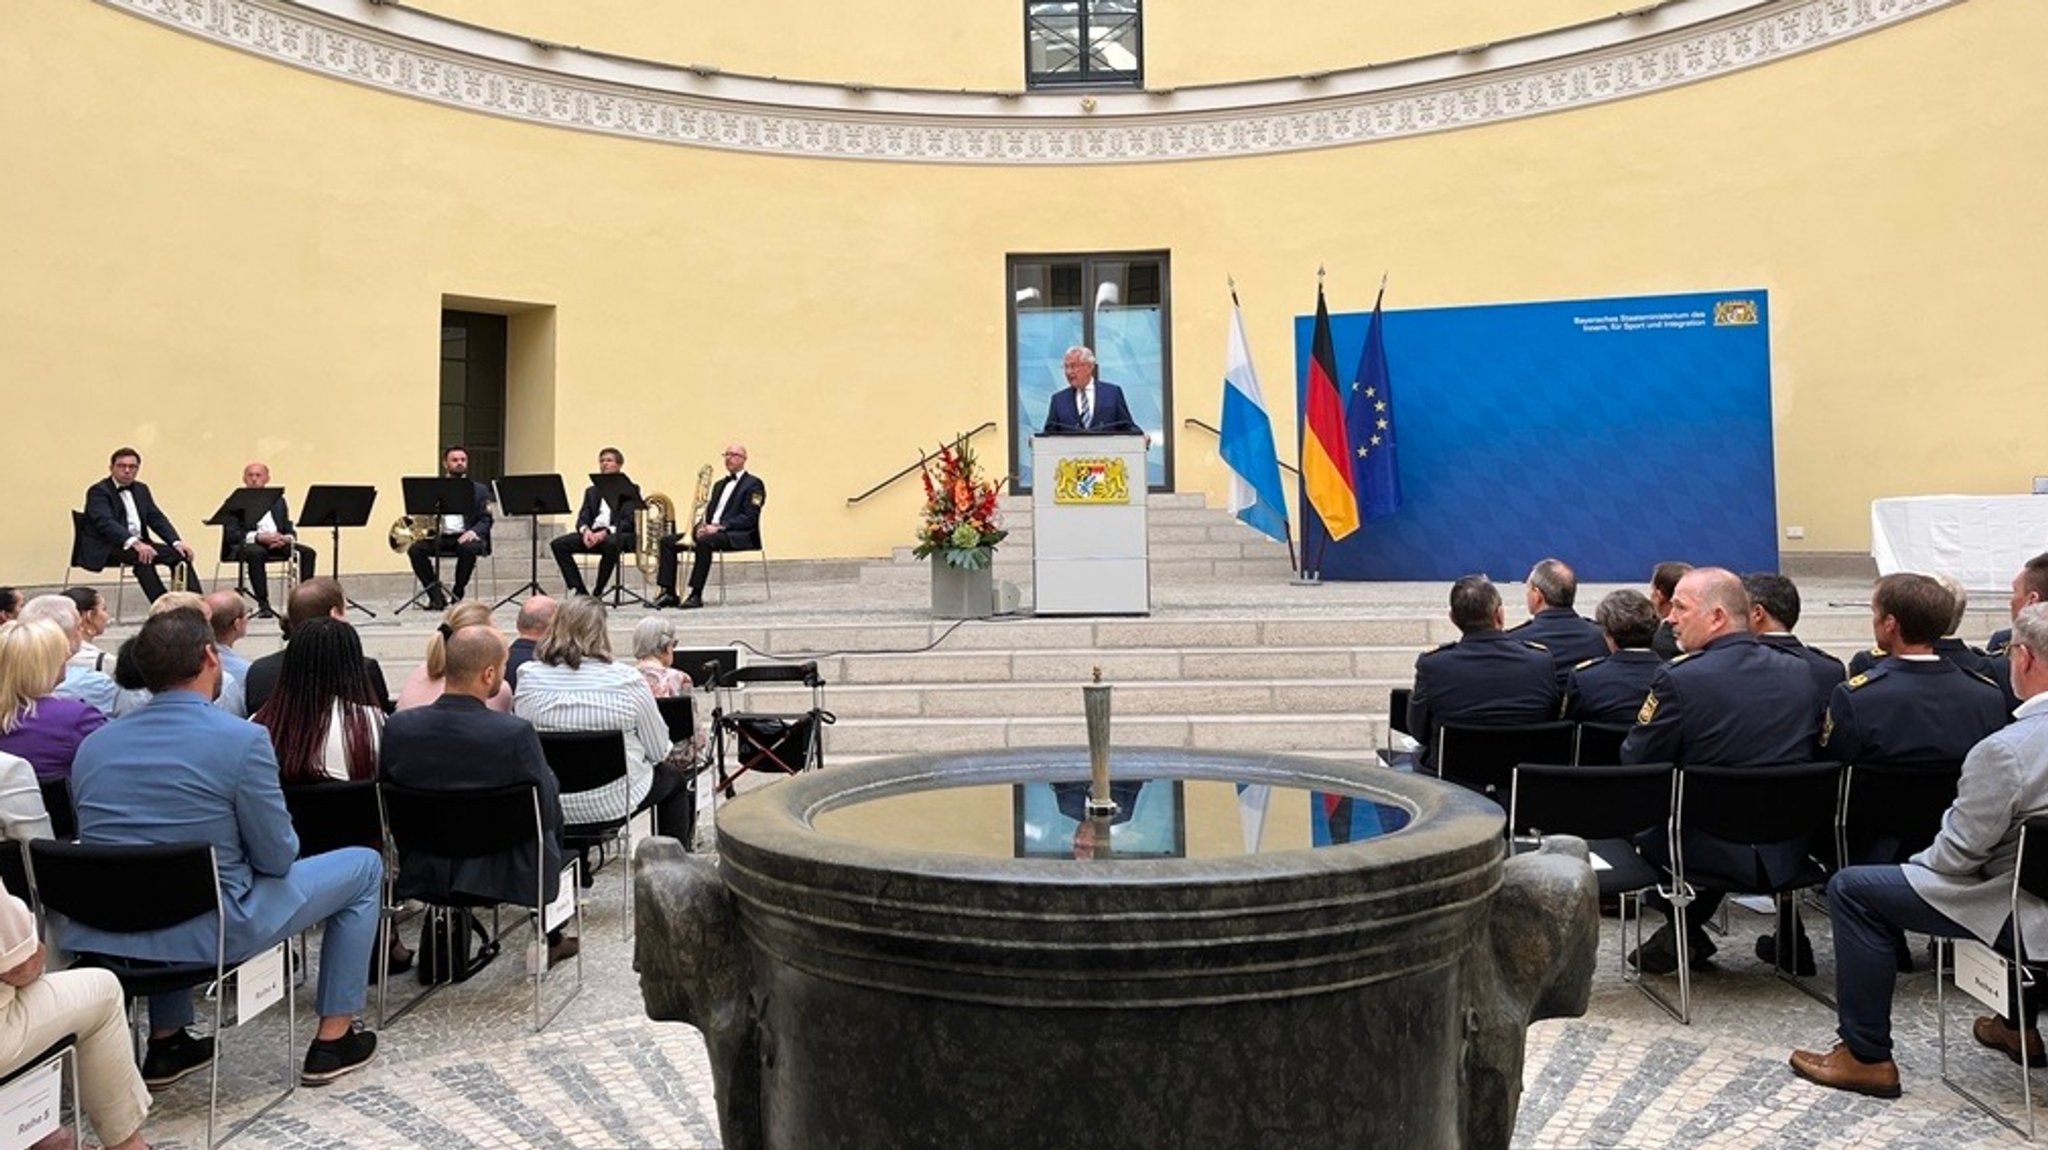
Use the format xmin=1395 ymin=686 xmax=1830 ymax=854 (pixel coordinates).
xmin=1182 ymin=418 xmax=1300 ymax=476
xmin=846 ymin=421 xmax=999 ymax=506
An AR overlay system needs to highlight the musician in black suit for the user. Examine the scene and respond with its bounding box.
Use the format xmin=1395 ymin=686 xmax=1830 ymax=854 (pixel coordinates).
xmin=549 ymin=447 xmax=636 ymax=598
xmin=219 ymin=461 xmax=317 ymax=619
xmin=654 ymin=443 xmax=765 ymax=610
xmin=406 ymin=445 xmax=494 ymax=610
xmin=378 ymin=623 xmax=577 ymax=964
xmin=79 ymin=446 xmax=200 ymax=602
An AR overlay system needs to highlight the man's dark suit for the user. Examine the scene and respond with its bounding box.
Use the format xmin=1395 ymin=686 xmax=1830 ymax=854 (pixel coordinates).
xmin=505 ymin=636 xmax=538 ymax=688
xmin=658 ymin=472 xmax=766 ymax=601
xmin=1510 ymin=607 xmax=1611 ymax=685
xmin=81 ymin=477 xmax=199 ymax=601
xmin=406 ymin=479 xmax=494 ymax=599
xmin=549 ymin=485 xmax=637 ymax=597
xmin=244 ymin=648 xmax=393 ymax=716
xmin=218 ymin=493 xmax=317 ymax=608
xmin=1042 ymin=380 xmax=1139 ymax=434
xmin=379 ymin=694 xmax=564 ymax=908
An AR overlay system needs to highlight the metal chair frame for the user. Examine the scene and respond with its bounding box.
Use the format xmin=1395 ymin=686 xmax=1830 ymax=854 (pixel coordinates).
xmin=1937 ymin=816 xmax=2048 ymax=1141
xmin=536 ymin=731 xmax=637 ymax=941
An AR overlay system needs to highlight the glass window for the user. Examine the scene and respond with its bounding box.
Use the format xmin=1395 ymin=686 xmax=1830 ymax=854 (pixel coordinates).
xmin=1026 ymin=1 xmax=1141 ymax=89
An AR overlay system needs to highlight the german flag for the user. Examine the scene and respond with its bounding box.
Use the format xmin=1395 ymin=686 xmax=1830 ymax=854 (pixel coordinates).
xmin=1302 ymin=284 xmax=1359 ymax=540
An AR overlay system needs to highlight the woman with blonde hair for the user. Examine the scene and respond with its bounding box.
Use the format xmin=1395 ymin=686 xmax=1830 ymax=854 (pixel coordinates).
xmin=394 ymin=600 xmax=513 ymax=712
xmin=514 ymin=596 xmax=693 ymax=833
xmin=0 ymin=618 xmax=107 ymax=782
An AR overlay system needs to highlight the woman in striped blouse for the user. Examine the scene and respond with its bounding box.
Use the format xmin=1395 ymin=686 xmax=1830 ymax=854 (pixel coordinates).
xmin=512 ymin=597 xmax=695 ymax=834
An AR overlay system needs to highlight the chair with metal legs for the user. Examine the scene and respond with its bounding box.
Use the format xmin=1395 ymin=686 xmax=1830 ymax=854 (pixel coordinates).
xmin=1938 ymin=815 xmax=2048 ymax=1140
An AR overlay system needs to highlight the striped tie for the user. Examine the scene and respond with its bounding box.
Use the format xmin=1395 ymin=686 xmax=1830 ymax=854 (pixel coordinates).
xmin=1080 ymin=392 xmax=1093 ymax=429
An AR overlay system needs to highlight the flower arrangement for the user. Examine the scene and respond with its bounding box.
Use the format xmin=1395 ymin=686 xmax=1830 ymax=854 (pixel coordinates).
xmin=914 ymin=439 xmax=1008 ymax=570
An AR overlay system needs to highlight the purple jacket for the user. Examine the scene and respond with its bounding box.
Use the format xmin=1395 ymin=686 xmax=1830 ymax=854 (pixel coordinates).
xmin=0 ymin=696 xmax=108 ymax=780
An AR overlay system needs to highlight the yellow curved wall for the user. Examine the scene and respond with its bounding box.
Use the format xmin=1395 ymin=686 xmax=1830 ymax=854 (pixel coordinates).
xmin=3 ymin=0 xmax=2044 ymax=580
xmin=411 ymin=0 xmax=1621 ymax=90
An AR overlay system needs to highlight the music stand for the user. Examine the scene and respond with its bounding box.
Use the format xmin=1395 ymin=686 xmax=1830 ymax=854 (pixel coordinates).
xmin=491 ymin=474 xmax=571 ymax=610
xmin=589 ymin=472 xmax=651 ymax=607
xmin=396 ymin=476 xmax=478 ymax=614
xmin=204 ymin=486 xmax=283 ymax=606
xmin=298 ymin=485 xmax=378 ymax=618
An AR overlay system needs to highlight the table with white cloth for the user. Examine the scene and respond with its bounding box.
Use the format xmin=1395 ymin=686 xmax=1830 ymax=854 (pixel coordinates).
xmin=1869 ymin=495 xmax=2048 ymax=591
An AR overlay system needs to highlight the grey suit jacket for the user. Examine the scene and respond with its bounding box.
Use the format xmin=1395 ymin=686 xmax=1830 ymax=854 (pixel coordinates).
xmin=1904 ymin=695 xmax=2048 ymax=951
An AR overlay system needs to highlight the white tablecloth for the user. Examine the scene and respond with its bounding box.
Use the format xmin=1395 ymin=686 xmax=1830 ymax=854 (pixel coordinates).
xmin=1870 ymin=495 xmax=2048 ymax=591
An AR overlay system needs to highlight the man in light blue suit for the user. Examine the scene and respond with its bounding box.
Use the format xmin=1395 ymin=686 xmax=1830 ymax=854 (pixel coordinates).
xmin=68 ymin=608 xmax=383 ymax=1089
xmin=1042 ymin=345 xmax=1141 ymax=435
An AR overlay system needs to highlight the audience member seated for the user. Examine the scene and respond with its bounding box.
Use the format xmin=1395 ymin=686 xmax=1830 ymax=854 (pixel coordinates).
xmin=204 ymin=590 xmax=254 ymax=686
xmin=252 ymin=618 xmax=386 ymax=784
xmin=243 ymin=578 xmax=393 ymax=716
xmin=0 ymin=751 xmax=52 ymax=842
xmin=396 ymin=602 xmax=513 ymax=712
xmin=1407 ymin=574 xmax=1560 ymax=774
xmin=632 ymin=616 xmax=693 ymax=698
xmin=0 ymin=618 xmax=106 ymax=782
xmin=1509 ymin=557 xmax=1611 ymax=681
xmin=506 ymin=595 xmax=555 ymax=690
xmin=1563 ymin=589 xmax=1666 ymax=725
xmin=19 ymin=595 xmax=117 ymax=715
xmin=1822 ymin=573 xmax=2008 ymax=769
xmin=1743 ymin=571 xmax=1846 ymax=718
xmin=511 ymin=597 xmax=694 ymax=833
xmin=62 ymin=587 xmax=113 ymax=674
xmin=1621 ymin=567 xmax=1823 ymax=976
xmin=1982 ymin=551 xmax=2048 ymax=706
xmin=0 ymin=888 xmax=154 ymax=1150
xmin=0 ymin=588 xmax=19 ymax=623
xmin=106 ymin=592 xmax=245 ymax=719
xmin=1847 ymin=572 xmax=1989 ymax=679
xmin=1648 ymin=561 xmax=1691 ymax=659
xmin=1789 ymin=601 xmax=2048 ymax=1100
xmin=68 ymin=609 xmax=381 ymax=1089
xmin=380 ymin=624 xmax=578 ymax=965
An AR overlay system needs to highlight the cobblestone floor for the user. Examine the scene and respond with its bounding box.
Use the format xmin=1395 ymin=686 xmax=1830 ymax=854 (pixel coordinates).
xmin=109 ymin=857 xmax=2036 ymax=1150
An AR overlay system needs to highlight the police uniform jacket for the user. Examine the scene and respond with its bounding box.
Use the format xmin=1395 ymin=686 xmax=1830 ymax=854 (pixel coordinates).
xmin=1563 ymin=649 xmax=1665 ymax=726
xmin=1755 ymin=632 xmax=1846 ymax=718
xmin=1509 ymin=608 xmax=1611 ymax=683
xmin=1651 ymin=619 xmax=1682 ymax=660
xmin=1847 ymin=636 xmax=1989 ymax=680
xmin=1821 ymin=655 xmax=2008 ymax=766
xmin=1988 ymin=628 xmax=2013 ymax=657
xmin=1407 ymin=630 xmax=1560 ymax=772
xmin=1621 ymin=632 xmax=1824 ymax=888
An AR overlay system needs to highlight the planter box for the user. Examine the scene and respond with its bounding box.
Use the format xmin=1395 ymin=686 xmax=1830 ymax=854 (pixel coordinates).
xmin=930 ymin=561 xmax=994 ymax=619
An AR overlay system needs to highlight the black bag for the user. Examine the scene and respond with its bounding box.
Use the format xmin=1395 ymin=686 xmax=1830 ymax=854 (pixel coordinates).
xmin=416 ymin=908 xmax=498 ymax=985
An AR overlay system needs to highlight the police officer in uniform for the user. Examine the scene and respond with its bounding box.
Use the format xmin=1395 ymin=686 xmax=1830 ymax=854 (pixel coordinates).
xmin=1845 ymin=572 xmax=1994 ymax=680
xmin=1981 ymin=552 xmax=2048 ymax=706
xmin=1407 ymin=574 xmax=1559 ymax=776
xmin=1743 ymin=572 xmax=1846 ymax=720
xmin=1622 ymin=567 xmax=1823 ymax=975
xmin=1563 ymin=589 xmax=1666 ymax=725
xmin=1508 ymin=558 xmax=1610 ymax=685
xmin=1648 ymin=561 xmax=1691 ymax=659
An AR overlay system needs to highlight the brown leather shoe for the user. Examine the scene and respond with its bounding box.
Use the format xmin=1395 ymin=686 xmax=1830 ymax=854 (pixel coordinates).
xmin=1789 ymin=1043 xmax=1901 ymax=1099
xmin=1974 ymin=1015 xmax=2048 ymax=1068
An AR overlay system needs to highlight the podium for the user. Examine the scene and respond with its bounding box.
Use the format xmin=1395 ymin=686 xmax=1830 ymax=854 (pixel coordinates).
xmin=1030 ymin=435 xmax=1149 ymax=616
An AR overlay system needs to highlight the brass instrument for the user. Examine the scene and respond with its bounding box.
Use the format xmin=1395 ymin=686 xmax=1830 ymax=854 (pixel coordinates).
xmin=636 ymin=492 xmax=677 ymax=579
xmin=388 ymin=515 xmax=436 ymax=552
xmin=686 ymin=463 xmax=715 ymax=531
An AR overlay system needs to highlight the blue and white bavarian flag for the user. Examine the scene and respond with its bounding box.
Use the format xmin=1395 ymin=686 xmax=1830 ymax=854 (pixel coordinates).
xmin=1219 ymin=292 xmax=1291 ymax=544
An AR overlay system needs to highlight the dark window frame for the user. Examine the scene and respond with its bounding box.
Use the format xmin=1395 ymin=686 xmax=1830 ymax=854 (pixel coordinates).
xmin=1024 ymin=1 xmax=1143 ymax=90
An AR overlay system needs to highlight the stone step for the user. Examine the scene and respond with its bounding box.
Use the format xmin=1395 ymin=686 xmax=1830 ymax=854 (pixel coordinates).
xmin=821 ymin=646 xmax=1426 ymax=686
xmin=823 ymin=713 xmax=1385 ymax=755
xmin=742 ymin=678 xmax=1404 ymax=720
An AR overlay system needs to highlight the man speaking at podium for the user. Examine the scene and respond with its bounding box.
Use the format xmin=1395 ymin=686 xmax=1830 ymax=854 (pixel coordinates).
xmin=1043 ymin=346 xmax=1140 ymax=436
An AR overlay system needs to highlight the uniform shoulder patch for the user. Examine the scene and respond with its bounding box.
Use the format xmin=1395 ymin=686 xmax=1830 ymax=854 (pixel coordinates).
xmin=748 ymin=491 xmax=765 ymax=507
xmin=1967 ymin=668 xmax=2001 ymax=689
xmin=1573 ymin=657 xmax=1599 ymax=670
xmin=1636 ymin=693 xmax=1660 ymax=725
xmin=1521 ymin=640 xmax=1550 ymax=652
xmin=1845 ymin=667 xmax=1885 ymax=690
xmin=1866 ymin=646 xmax=1884 ymax=657
xmin=1669 ymin=651 xmax=1699 ymax=665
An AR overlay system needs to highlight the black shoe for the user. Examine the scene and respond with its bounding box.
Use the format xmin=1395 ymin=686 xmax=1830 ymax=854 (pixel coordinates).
xmin=449 ymin=586 xmax=468 ymax=603
xmin=652 ymin=592 xmax=681 ymax=610
xmin=1755 ymin=932 xmax=1819 ymax=977
xmin=547 ymin=935 xmax=581 ymax=966
xmin=254 ymin=603 xmax=277 ymax=620
xmin=679 ymin=594 xmax=704 ymax=610
xmin=302 ymin=1024 xmax=378 ymax=1086
xmin=1628 ymin=925 xmax=1716 ymax=975
xmin=142 ymin=1029 xmax=215 ymax=1090
xmin=425 ymin=585 xmax=449 ymax=611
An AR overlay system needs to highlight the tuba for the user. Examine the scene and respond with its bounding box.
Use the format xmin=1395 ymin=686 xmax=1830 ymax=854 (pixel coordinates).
xmin=636 ymin=492 xmax=677 ymax=579
xmin=388 ymin=515 xmax=436 ymax=552
xmin=686 ymin=463 xmax=715 ymax=532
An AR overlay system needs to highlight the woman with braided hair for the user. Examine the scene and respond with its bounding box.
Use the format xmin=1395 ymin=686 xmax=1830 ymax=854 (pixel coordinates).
xmin=394 ymin=600 xmax=514 ymax=712
xmin=251 ymin=617 xmax=384 ymax=784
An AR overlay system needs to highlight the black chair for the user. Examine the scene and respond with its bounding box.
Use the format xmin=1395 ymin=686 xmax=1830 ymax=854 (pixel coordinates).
xmin=1509 ymin=763 xmax=1682 ymax=1021
xmin=1837 ymin=761 xmax=1963 ymax=868
xmin=282 ymin=780 xmax=380 ymax=858
xmin=60 ymin=510 xmax=129 ymax=624
xmin=377 ymin=782 xmax=580 ymax=1032
xmin=1937 ymin=815 xmax=2048 ymax=1140
xmin=655 ymin=695 xmax=696 ymax=747
xmin=710 ymin=663 xmax=832 ymax=805
xmin=1574 ymin=722 xmax=1633 ymax=767
xmin=27 ymin=840 xmax=296 ymax=1149
xmin=0 ymin=1037 xmax=78 ymax=1150
xmin=1434 ymin=721 xmax=1576 ymax=800
xmin=36 ymin=778 xmax=74 ymax=842
xmin=673 ymin=647 xmax=741 ymax=691
xmin=1671 ymin=762 xmax=1844 ymax=1015
xmin=537 ymin=730 xmax=635 ymax=937
xmin=0 ymin=839 xmax=30 ymax=906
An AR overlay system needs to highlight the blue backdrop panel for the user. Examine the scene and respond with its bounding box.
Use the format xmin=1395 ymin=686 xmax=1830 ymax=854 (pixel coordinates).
xmin=1292 ymin=289 xmax=1776 ymax=582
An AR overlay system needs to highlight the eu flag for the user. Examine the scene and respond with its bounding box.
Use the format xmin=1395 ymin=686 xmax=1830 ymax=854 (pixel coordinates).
xmin=1347 ymin=289 xmax=1403 ymax=520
